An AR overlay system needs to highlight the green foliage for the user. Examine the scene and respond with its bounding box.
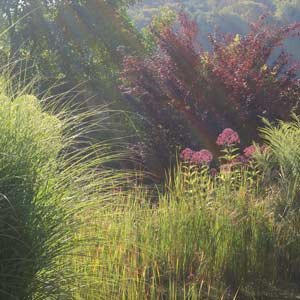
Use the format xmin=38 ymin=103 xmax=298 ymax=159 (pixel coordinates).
xmin=0 ymin=0 xmax=144 ymax=107
xmin=141 ymin=6 xmax=177 ymax=53
xmin=0 ymin=0 xmax=152 ymax=167
xmin=0 ymin=1 xmax=300 ymax=299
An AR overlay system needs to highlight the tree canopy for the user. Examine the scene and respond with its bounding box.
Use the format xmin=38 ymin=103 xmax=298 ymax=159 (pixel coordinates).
xmin=0 ymin=0 xmax=143 ymax=105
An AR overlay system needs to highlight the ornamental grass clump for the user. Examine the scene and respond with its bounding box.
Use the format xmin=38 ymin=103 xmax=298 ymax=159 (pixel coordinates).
xmin=0 ymin=85 xmax=127 ymax=300
xmin=255 ymin=115 xmax=300 ymax=215
xmin=20 ymin=118 xmax=297 ymax=300
xmin=0 ymin=93 xmax=65 ymax=300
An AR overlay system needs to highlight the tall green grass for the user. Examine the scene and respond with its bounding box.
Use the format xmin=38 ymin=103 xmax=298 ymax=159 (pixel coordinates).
xmin=69 ymin=162 xmax=300 ymax=299
xmin=256 ymin=115 xmax=300 ymax=214
xmin=0 ymin=93 xmax=65 ymax=299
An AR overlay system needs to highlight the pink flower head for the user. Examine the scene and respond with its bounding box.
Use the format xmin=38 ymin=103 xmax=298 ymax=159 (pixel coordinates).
xmin=244 ymin=144 xmax=269 ymax=158
xmin=216 ymin=128 xmax=240 ymax=146
xmin=180 ymin=148 xmax=194 ymax=162
xmin=243 ymin=145 xmax=257 ymax=157
xmin=191 ymin=149 xmax=213 ymax=165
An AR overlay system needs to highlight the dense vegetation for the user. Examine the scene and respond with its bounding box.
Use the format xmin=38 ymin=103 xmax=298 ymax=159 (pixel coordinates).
xmin=0 ymin=0 xmax=142 ymax=107
xmin=2 ymin=91 xmax=300 ymax=299
xmin=129 ymin=0 xmax=300 ymax=30
xmin=129 ymin=0 xmax=300 ymax=56
xmin=1 ymin=0 xmax=300 ymax=299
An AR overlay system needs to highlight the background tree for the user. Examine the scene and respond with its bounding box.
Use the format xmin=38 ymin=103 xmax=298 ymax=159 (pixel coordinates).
xmin=129 ymin=0 xmax=300 ymax=57
xmin=0 ymin=0 xmax=149 ymax=162
xmin=0 ymin=0 xmax=143 ymax=108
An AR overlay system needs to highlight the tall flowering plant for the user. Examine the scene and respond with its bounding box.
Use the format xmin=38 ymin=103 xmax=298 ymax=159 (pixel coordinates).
xmin=179 ymin=128 xmax=268 ymax=181
xmin=179 ymin=147 xmax=214 ymax=196
xmin=216 ymin=128 xmax=241 ymax=164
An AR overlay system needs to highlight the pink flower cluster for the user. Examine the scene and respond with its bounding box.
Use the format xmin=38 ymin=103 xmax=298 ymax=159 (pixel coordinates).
xmin=191 ymin=149 xmax=213 ymax=165
xmin=243 ymin=145 xmax=257 ymax=157
xmin=180 ymin=148 xmax=213 ymax=165
xmin=216 ymin=128 xmax=240 ymax=146
xmin=179 ymin=148 xmax=194 ymax=161
xmin=243 ymin=144 xmax=269 ymax=158
xmin=229 ymin=144 xmax=269 ymax=166
xmin=179 ymin=127 xmax=270 ymax=174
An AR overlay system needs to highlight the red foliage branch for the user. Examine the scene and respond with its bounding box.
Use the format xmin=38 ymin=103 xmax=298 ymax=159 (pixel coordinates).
xmin=121 ymin=13 xmax=300 ymax=159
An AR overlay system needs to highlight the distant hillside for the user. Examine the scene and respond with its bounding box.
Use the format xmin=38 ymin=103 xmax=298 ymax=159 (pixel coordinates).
xmin=129 ymin=0 xmax=300 ymax=56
